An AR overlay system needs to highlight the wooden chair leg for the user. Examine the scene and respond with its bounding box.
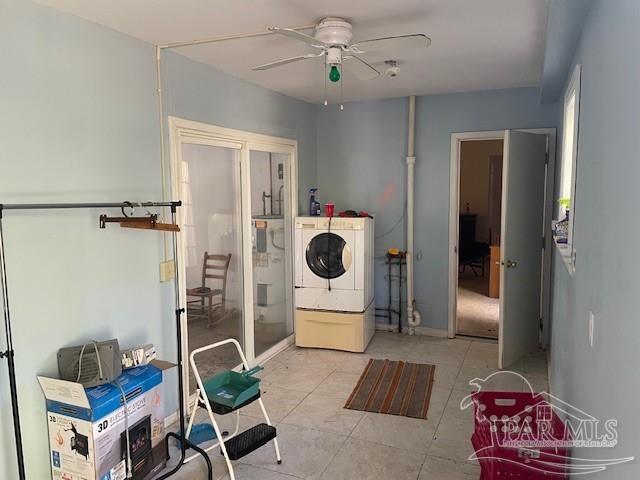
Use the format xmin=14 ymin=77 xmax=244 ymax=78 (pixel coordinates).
xmin=207 ymin=295 xmax=213 ymax=327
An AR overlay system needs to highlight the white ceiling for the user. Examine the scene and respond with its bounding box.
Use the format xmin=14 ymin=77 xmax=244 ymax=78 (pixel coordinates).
xmin=37 ymin=0 xmax=550 ymax=104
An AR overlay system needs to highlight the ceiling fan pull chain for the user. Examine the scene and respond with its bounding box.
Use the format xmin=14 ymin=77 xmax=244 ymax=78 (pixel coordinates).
xmin=340 ymin=64 xmax=344 ymax=111
xmin=324 ymin=62 xmax=328 ymax=106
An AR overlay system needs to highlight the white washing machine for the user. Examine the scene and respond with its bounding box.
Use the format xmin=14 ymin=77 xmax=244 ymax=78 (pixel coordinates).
xmin=294 ymin=216 xmax=374 ymax=312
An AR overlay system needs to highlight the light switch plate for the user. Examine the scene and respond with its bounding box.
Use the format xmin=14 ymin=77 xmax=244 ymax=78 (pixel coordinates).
xmin=160 ymin=260 xmax=175 ymax=282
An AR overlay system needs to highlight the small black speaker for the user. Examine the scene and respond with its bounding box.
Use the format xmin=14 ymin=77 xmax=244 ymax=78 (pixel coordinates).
xmin=57 ymin=339 xmax=121 ymax=388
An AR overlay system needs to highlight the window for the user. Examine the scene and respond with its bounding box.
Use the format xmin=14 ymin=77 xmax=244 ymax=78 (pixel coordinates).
xmin=557 ymin=64 xmax=581 ymax=258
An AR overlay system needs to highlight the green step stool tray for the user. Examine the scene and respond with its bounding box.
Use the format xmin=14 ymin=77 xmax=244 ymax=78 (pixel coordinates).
xmin=202 ymin=366 xmax=263 ymax=415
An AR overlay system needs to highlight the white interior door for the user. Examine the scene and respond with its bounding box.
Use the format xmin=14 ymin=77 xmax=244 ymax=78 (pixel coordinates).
xmin=499 ymin=130 xmax=547 ymax=369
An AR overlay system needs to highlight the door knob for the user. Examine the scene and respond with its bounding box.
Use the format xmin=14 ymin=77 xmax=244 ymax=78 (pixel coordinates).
xmin=504 ymin=260 xmax=518 ymax=268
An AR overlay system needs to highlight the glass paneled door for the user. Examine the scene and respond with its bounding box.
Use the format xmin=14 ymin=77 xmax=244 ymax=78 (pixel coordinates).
xmin=178 ymin=141 xmax=245 ymax=393
xmin=171 ymin=118 xmax=298 ymax=398
xmin=249 ymin=149 xmax=295 ymax=357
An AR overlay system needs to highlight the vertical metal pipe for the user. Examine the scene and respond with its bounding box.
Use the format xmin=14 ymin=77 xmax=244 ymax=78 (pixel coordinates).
xmin=0 ymin=211 xmax=26 ymax=480
xmin=171 ymin=207 xmax=186 ymax=458
xmin=6 ymin=353 xmax=25 ymax=479
xmin=269 ymin=153 xmax=274 ymax=215
xmin=278 ymin=185 xmax=285 ymax=216
xmin=156 ymin=206 xmax=213 ymax=480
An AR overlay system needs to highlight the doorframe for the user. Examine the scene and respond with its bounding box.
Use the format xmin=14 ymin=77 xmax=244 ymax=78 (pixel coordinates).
xmin=447 ymin=128 xmax=556 ymax=352
xmin=168 ymin=116 xmax=298 ymax=404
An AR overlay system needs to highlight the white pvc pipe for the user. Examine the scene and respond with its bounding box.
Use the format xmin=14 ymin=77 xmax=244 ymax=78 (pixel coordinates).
xmin=154 ymin=24 xmax=315 ymax=258
xmin=158 ymin=24 xmax=316 ymax=49
xmin=407 ymin=95 xmax=415 ymax=157
xmin=406 ymin=95 xmax=421 ymax=334
xmin=156 ymin=46 xmax=169 ymax=261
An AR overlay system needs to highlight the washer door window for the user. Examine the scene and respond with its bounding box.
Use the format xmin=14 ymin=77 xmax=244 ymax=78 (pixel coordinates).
xmin=306 ymin=233 xmax=352 ymax=279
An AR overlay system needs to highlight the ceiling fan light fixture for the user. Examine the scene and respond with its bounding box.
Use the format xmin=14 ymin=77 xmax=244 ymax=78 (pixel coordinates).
xmin=314 ymin=17 xmax=353 ymax=46
xmin=329 ymin=65 xmax=341 ymax=82
xmin=254 ymin=18 xmax=430 ymax=102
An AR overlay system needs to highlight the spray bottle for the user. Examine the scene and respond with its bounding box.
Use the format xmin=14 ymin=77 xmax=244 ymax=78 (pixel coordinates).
xmin=309 ymin=188 xmax=321 ymax=216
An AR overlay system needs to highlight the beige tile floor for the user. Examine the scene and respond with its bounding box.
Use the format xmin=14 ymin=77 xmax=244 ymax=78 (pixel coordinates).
xmin=165 ymin=332 xmax=549 ymax=480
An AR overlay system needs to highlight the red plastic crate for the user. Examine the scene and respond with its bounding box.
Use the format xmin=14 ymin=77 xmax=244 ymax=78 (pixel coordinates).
xmin=472 ymin=432 xmax=570 ymax=479
xmin=470 ymin=392 xmax=570 ymax=479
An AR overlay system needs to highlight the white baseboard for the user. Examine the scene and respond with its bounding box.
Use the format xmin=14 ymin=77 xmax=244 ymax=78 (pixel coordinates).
xmin=375 ymin=323 xmax=400 ymax=333
xmin=413 ymin=326 xmax=449 ymax=338
xmin=375 ymin=323 xmax=448 ymax=338
xmin=164 ymin=410 xmax=179 ymax=429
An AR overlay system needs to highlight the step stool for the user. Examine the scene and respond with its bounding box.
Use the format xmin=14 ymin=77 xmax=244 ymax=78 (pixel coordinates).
xmin=183 ymin=338 xmax=281 ymax=480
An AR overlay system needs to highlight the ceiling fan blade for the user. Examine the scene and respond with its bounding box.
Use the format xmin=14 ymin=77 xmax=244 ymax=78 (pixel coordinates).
xmin=252 ymin=52 xmax=324 ymax=71
xmin=268 ymin=27 xmax=325 ymax=48
xmin=343 ymin=55 xmax=380 ymax=81
xmin=350 ymin=34 xmax=431 ymax=54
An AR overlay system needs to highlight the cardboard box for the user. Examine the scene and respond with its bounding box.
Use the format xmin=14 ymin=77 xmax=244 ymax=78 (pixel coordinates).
xmin=38 ymin=361 xmax=174 ymax=480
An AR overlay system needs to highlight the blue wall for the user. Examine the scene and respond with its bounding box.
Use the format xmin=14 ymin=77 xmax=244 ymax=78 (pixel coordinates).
xmin=7 ymin=0 xmax=639 ymax=477
xmin=0 ymin=1 xmax=316 ymax=478
xmin=317 ymin=89 xmax=558 ymax=331
xmin=549 ymin=0 xmax=639 ymax=476
xmin=162 ymin=51 xmax=317 ymax=211
xmin=539 ymin=0 xmax=594 ymax=104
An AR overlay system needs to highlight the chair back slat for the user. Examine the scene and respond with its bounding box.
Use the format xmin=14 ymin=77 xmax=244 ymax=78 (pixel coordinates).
xmin=204 ymin=264 xmax=227 ymax=270
xmin=205 ymin=254 xmax=231 ymax=261
xmin=205 ymin=274 xmax=225 ymax=280
xmin=200 ymin=252 xmax=232 ymax=290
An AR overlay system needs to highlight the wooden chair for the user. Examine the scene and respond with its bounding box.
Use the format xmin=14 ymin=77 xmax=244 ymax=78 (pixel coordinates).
xmin=186 ymin=253 xmax=232 ymax=326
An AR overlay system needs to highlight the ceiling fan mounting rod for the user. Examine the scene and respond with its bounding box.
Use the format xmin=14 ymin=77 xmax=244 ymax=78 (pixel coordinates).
xmin=158 ymin=23 xmax=317 ymax=50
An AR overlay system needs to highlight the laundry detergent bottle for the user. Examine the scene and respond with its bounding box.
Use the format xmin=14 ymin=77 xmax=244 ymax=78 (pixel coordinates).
xmin=309 ymin=188 xmax=321 ymax=216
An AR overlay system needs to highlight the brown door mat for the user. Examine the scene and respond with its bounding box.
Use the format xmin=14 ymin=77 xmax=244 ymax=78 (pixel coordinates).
xmin=344 ymin=359 xmax=436 ymax=419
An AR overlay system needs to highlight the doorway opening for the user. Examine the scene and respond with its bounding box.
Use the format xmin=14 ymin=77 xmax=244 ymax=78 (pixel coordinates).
xmin=448 ymin=129 xmax=556 ymax=369
xmin=457 ymin=139 xmax=504 ymax=339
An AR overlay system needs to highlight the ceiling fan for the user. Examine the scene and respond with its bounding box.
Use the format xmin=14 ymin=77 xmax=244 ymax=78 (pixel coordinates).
xmin=252 ymin=17 xmax=431 ymax=106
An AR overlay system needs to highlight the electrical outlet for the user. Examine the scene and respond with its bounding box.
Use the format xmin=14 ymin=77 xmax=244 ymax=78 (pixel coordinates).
xmin=159 ymin=260 xmax=175 ymax=282
xmin=588 ymin=311 xmax=595 ymax=347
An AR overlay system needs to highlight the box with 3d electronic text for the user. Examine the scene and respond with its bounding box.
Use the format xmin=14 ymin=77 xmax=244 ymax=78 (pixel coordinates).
xmin=38 ymin=361 xmax=175 ymax=480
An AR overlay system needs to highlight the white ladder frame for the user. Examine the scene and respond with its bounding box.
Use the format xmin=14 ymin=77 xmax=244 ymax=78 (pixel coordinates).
xmin=184 ymin=338 xmax=281 ymax=479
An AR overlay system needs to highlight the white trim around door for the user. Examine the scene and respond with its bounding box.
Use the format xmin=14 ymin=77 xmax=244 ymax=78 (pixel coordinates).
xmin=448 ymin=128 xmax=557 ymax=351
xmin=168 ymin=116 xmax=298 ymax=405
